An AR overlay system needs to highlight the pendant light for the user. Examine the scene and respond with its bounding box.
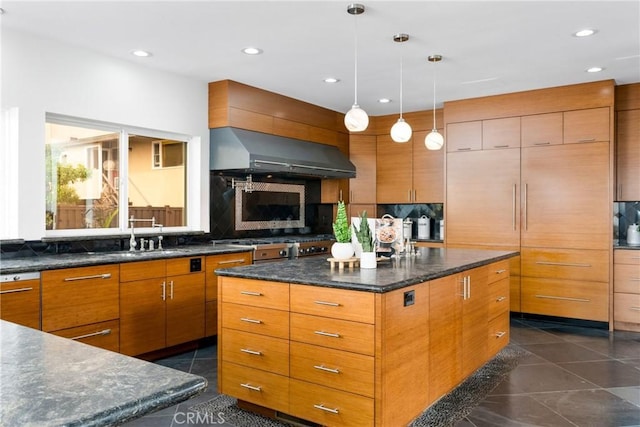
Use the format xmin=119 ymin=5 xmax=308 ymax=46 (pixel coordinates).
xmin=344 ymin=3 xmax=369 ymax=132
xmin=425 ymin=54 xmax=444 ymax=150
xmin=390 ymin=33 xmax=412 ymax=143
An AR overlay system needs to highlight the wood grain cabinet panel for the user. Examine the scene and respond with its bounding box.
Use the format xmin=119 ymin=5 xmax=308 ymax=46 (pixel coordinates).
xmin=348 ymin=134 xmax=377 ymax=204
xmin=563 ymin=107 xmax=610 ymax=144
xmin=290 ymin=313 xmax=375 ymax=356
xmin=487 ymin=313 xmax=510 ymax=357
xmin=614 ymin=293 xmax=640 ymax=325
xmin=220 ymin=277 xmax=289 ymax=310
xmin=520 ymin=248 xmax=609 ymax=282
xmin=413 ymin=129 xmax=445 ymax=203
xmin=221 ymin=302 xmax=289 ymax=339
xmin=613 ymin=249 xmax=640 ymax=331
xmin=42 ymin=265 xmax=119 ymax=333
xmin=221 ymin=329 xmax=289 ymax=376
xmin=616 ymin=109 xmax=640 ymax=200
xmin=521 ymin=112 xmax=563 ymax=147
xmin=446 ymin=121 xmax=482 ymax=152
xmin=290 ymin=284 xmax=374 ymax=323
xmin=51 ymin=319 xmax=120 ymax=352
xmin=221 ymin=361 xmax=289 ymax=414
xmin=482 ymin=117 xmax=521 ymax=149
xmin=488 ymin=277 xmax=510 ymax=320
xmin=376 ymin=133 xmax=413 ymax=203
xmin=0 ymin=278 xmax=40 ymax=329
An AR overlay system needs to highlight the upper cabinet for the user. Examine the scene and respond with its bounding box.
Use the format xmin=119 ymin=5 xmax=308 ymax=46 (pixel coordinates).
xmin=349 ymin=134 xmax=377 ymax=204
xmin=482 ymin=117 xmax=521 ymax=150
xmin=615 ymin=83 xmax=640 ymax=201
xmin=446 ymin=121 xmax=482 ymax=152
xmin=521 ymin=113 xmax=563 ymax=147
xmin=563 ymin=107 xmax=610 ymax=144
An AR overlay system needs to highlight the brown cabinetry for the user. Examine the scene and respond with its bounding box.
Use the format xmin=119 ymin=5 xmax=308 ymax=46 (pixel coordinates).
xmin=120 ymin=257 xmax=205 ymax=356
xmin=0 ymin=274 xmax=40 ymax=329
xmin=613 ymin=249 xmax=640 ymax=331
xmin=321 ymin=132 xmax=350 ymax=203
xmin=616 ymin=109 xmax=640 ymax=201
xmin=349 ymin=134 xmax=377 ymax=204
xmin=205 ymin=252 xmax=252 ymax=337
xmin=482 ymin=117 xmax=521 ymax=149
xmin=563 ymin=107 xmax=610 ymax=144
xmin=446 ymin=121 xmax=482 ymax=152
xmin=41 ymin=265 xmax=119 ymax=351
xmin=521 ymin=112 xmax=563 ymax=147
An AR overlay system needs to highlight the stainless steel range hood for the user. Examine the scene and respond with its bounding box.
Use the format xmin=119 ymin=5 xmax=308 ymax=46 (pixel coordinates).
xmin=210 ymin=127 xmax=356 ymax=179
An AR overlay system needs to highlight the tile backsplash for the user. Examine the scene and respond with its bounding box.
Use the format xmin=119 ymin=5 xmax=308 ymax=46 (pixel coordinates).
xmin=614 ymin=201 xmax=640 ymax=244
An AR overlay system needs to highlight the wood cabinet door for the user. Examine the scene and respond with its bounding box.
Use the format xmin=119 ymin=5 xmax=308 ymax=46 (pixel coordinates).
xmin=482 ymin=117 xmax=521 ymax=149
xmin=446 ymin=121 xmax=482 ymax=152
xmin=563 ymin=107 xmax=610 ymax=144
xmin=321 ymin=133 xmax=350 ymax=203
xmin=413 ymin=130 xmax=444 ymax=203
xmin=166 ymin=272 xmax=206 ymax=347
xmin=521 ymin=112 xmax=563 ymax=147
xmin=616 ymin=109 xmax=640 ymax=200
xmin=119 ymin=277 xmax=166 ymax=356
xmin=428 ymin=274 xmax=462 ymax=402
xmin=521 ymin=142 xmax=610 ymax=250
xmin=447 ymin=149 xmax=520 ymax=248
xmin=376 ymin=134 xmax=413 ymax=203
xmin=461 ymin=266 xmax=489 ymax=377
xmin=348 ymin=134 xmax=377 ymax=203
xmin=0 ymin=278 xmax=40 ymax=329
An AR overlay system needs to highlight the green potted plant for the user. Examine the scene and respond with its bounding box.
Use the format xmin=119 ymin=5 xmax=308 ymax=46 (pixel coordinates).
xmin=331 ymin=201 xmax=354 ymax=259
xmin=353 ymin=211 xmax=376 ymax=268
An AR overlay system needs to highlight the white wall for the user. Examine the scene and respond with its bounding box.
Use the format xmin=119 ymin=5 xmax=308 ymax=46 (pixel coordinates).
xmin=0 ymin=28 xmax=210 ymax=240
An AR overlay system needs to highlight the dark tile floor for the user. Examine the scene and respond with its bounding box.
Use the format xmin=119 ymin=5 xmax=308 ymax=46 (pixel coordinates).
xmin=123 ymin=317 xmax=640 ymax=427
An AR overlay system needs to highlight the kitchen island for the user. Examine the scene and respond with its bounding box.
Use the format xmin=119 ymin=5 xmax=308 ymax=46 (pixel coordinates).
xmin=216 ymin=247 xmax=518 ymax=427
xmin=0 ymin=319 xmax=207 ymax=426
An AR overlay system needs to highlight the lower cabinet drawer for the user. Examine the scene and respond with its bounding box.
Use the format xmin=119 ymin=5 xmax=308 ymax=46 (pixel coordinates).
xmin=614 ymin=264 xmax=640 ymax=294
xmin=290 ymin=313 xmax=374 ymax=356
xmin=289 ymin=379 xmax=374 ymax=427
xmin=521 ymin=248 xmax=609 ymax=282
xmin=521 ymin=278 xmax=608 ymax=322
xmin=290 ymin=342 xmax=374 ymax=398
xmin=221 ymin=302 xmax=289 ymax=339
xmin=222 ymin=329 xmax=289 ymax=376
xmin=487 ymin=313 xmax=509 ymax=357
xmin=51 ymin=319 xmax=120 ymax=352
xmin=220 ymin=361 xmax=289 ymax=414
xmin=614 ymin=293 xmax=640 ymax=324
xmin=488 ymin=277 xmax=510 ymax=320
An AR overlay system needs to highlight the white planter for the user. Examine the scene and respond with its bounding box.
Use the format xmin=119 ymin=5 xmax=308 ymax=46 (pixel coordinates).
xmin=331 ymin=242 xmax=355 ymax=260
xmin=360 ymin=251 xmax=377 ymax=269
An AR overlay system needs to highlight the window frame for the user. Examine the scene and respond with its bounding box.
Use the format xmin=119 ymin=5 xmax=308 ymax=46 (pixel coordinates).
xmin=45 ymin=113 xmax=194 ymax=237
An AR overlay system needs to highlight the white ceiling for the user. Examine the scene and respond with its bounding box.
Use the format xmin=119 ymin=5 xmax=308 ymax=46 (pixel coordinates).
xmin=2 ymin=1 xmax=639 ymax=116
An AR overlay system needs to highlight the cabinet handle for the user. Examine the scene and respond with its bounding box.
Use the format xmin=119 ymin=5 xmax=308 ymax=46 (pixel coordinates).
xmin=495 ymin=331 xmax=507 ymax=338
xmin=467 ymin=276 xmax=471 ymax=299
xmin=617 ymin=184 xmax=622 ymax=200
xmin=169 ymin=280 xmax=174 ymax=299
xmin=314 ymin=300 xmax=341 ymax=307
xmin=0 ymin=286 xmax=33 ymax=294
xmin=407 ymin=189 xmax=412 ymax=202
xmin=69 ymin=328 xmax=111 ymax=341
xmin=217 ymin=259 xmax=247 ymax=265
xmin=459 ymin=277 xmax=466 ymax=298
xmin=496 ymin=296 xmax=507 ymax=302
xmin=240 ymin=291 xmax=263 ymax=296
xmin=630 ymin=307 xmax=640 ymax=311
xmin=535 ymin=294 xmax=590 ymax=302
xmin=523 ymin=183 xmax=528 ymax=231
xmin=240 ymin=383 xmax=262 ymax=392
xmin=533 ymin=142 xmax=551 ymax=146
xmin=535 ymin=261 xmax=591 ymax=268
xmin=578 ymin=138 xmax=596 ymax=143
xmin=512 ymin=184 xmax=517 ymax=231
xmin=313 ymin=364 xmax=340 ymax=374
xmin=457 ymin=147 xmax=472 ymax=151
xmin=494 ymin=144 xmax=510 ymax=148
xmin=240 ymin=317 xmax=262 ymax=324
xmin=161 ymin=281 xmax=166 ymax=301
xmin=413 ymin=189 xmax=417 ymax=202
xmin=495 ymin=269 xmax=507 ymax=274
xmin=314 ymin=330 xmax=341 ymax=338
xmin=64 ymin=273 xmax=111 ymax=282
xmin=313 ymin=404 xmax=339 ymax=414
xmin=240 ymin=348 xmax=263 ymax=356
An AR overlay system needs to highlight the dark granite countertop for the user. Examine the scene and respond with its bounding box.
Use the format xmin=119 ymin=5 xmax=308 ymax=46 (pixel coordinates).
xmin=615 ymin=243 xmax=640 ymax=250
xmin=0 ymin=320 xmax=207 ymax=427
xmin=216 ymin=247 xmax=518 ymax=293
xmin=0 ymin=244 xmax=253 ymax=275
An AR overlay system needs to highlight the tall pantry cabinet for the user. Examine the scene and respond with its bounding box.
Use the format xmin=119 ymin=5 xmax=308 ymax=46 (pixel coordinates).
xmin=445 ymin=80 xmax=614 ymax=324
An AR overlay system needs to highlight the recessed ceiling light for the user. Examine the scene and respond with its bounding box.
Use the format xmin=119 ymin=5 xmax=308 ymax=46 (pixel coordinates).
xmin=324 ymin=77 xmax=340 ymax=83
xmin=586 ymin=66 xmax=604 ymax=73
xmin=131 ymin=50 xmax=151 ymax=57
xmin=242 ymin=47 xmax=263 ymax=55
xmin=378 ymin=98 xmax=391 ymax=104
xmin=574 ymin=29 xmax=596 ymax=37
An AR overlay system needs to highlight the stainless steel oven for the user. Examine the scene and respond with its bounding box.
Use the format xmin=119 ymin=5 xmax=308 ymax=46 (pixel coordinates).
xmin=289 ymin=239 xmax=333 ymax=259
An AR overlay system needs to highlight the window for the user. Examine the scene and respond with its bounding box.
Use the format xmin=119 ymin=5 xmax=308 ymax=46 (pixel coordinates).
xmin=45 ymin=115 xmax=187 ymax=232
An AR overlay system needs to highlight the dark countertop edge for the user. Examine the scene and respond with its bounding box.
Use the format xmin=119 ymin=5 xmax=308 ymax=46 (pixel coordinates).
xmin=0 ymin=245 xmax=253 ymax=274
xmin=615 ymin=244 xmax=640 ymax=250
xmin=39 ymin=230 xmax=206 ymax=242
xmin=217 ymin=251 xmax=519 ymax=293
xmin=79 ymin=379 xmax=207 ymax=427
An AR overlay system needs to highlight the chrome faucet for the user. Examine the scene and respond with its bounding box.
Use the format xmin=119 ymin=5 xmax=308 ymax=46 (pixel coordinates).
xmin=129 ymin=215 xmax=161 ymax=251
xmin=153 ymin=221 xmax=164 ymax=250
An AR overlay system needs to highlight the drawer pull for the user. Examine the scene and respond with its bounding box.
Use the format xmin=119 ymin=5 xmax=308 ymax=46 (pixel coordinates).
xmin=535 ymin=261 xmax=591 ymax=268
xmin=240 ymin=348 xmax=263 ymax=356
xmin=534 ymin=142 xmax=551 ymax=146
xmin=0 ymin=286 xmax=33 ymax=294
xmin=64 ymin=273 xmax=112 ymax=282
xmin=70 ymin=329 xmax=111 ymax=341
xmin=630 ymin=307 xmax=640 ymax=311
xmin=578 ymin=138 xmax=596 ymax=143
xmin=535 ymin=294 xmax=590 ymax=303
xmin=217 ymin=259 xmax=247 ymax=265
xmin=313 ymin=364 xmax=340 ymax=374
xmin=240 ymin=291 xmax=263 ymax=296
xmin=314 ymin=300 xmax=341 ymax=307
xmin=240 ymin=317 xmax=262 ymax=324
xmin=314 ymin=330 xmax=341 ymax=338
xmin=495 ymin=269 xmax=507 ymax=274
xmin=240 ymin=383 xmax=262 ymax=392
xmin=457 ymin=147 xmax=472 ymax=151
xmin=495 ymin=331 xmax=507 ymax=338
xmin=496 ymin=296 xmax=507 ymax=302
xmin=313 ymin=404 xmax=339 ymax=414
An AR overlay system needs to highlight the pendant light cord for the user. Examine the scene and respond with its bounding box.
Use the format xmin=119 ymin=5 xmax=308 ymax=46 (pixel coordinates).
xmin=353 ymin=14 xmax=359 ymax=105
xmin=432 ymin=60 xmax=437 ymax=130
xmin=399 ymin=55 xmax=404 ymax=118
